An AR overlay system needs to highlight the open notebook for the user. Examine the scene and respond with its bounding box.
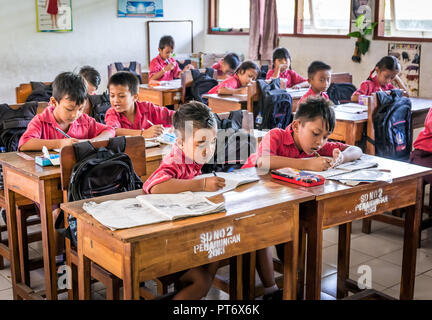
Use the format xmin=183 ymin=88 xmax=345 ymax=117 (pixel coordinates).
xmin=83 ymin=192 xmax=224 ymax=230
xmin=334 ymin=103 xmax=368 ymax=114
xmin=305 ymin=159 xmax=378 ymax=179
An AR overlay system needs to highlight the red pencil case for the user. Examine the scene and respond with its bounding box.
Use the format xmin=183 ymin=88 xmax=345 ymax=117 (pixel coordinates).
xmin=271 ymin=168 xmax=325 ymax=187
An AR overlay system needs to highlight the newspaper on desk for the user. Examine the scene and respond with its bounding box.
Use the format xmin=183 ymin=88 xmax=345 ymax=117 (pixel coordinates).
xmin=83 ymin=192 xmax=224 ymax=230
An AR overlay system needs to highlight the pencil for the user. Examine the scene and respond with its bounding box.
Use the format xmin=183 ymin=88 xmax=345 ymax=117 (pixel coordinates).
xmin=55 ymin=127 xmax=71 ymax=139
xmin=313 ymin=151 xmax=320 ymax=158
xmin=147 ymin=120 xmax=155 ymax=126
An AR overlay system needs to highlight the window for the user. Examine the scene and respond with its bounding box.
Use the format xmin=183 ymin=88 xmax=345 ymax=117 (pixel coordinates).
xmin=300 ymin=0 xmax=351 ymax=35
xmin=209 ymin=0 xmax=249 ymax=33
xmin=382 ymin=0 xmax=432 ymax=38
xmin=277 ymin=0 xmax=295 ymax=34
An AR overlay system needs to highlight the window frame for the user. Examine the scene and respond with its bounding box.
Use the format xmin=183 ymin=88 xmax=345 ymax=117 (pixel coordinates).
xmin=208 ymin=0 xmax=250 ymax=35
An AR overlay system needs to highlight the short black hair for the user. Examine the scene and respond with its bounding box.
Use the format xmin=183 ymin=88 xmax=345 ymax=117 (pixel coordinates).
xmin=307 ymin=61 xmax=331 ymax=78
xmin=223 ymin=52 xmax=240 ymax=70
xmin=173 ymin=101 xmax=216 ymax=139
xmin=159 ymin=35 xmax=175 ymax=50
xmin=52 ymin=72 xmax=87 ymax=105
xmin=79 ymin=66 xmax=101 ymax=89
xmin=235 ymin=60 xmax=260 ymax=76
xmin=273 ymin=47 xmax=291 ymax=62
xmin=108 ymin=71 xmax=139 ymax=95
xmin=294 ymin=97 xmax=336 ymax=133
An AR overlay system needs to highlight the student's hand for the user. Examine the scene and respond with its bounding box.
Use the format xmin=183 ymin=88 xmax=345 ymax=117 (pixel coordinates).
xmin=280 ymin=78 xmax=288 ymax=89
xmin=279 ymin=64 xmax=289 ymax=72
xmin=332 ymin=149 xmax=344 ymax=168
xmin=164 ymin=62 xmax=176 ymax=72
xmin=59 ymin=138 xmax=79 ymax=149
xmin=203 ymin=177 xmax=226 ymax=192
xmin=237 ymin=87 xmax=248 ymax=95
xmin=305 ymin=157 xmax=332 ymax=171
xmin=142 ymin=125 xmax=164 ymax=138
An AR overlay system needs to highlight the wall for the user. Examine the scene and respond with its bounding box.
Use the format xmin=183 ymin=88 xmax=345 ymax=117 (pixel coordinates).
xmin=0 ymin=0 xmax=205 ymax=104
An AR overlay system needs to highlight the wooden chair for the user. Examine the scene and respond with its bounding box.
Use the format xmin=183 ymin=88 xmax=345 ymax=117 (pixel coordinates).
xmin=361 ymin=94 xmax=432 ymax=247
xmin=16 ymin=83 xmax=51 ymax=104
xmin=331 ymin=72 xmax=353 ymax=84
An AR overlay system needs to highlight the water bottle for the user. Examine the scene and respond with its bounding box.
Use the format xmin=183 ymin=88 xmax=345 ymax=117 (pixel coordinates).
xmin=255 ymin=112 xmax=263 ymax=128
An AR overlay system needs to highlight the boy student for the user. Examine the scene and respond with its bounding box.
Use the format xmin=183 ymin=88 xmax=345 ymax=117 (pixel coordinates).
xmin=149 ymin=35 xmax=194 ymax=81
xmin=19 ymin=72 xmax=115 ymax=151
xmin=299 ymin=61 xmax=332 ymax=104
xmin=79 ymin=65 xmax=101 ymax=95
xmin=105 ymin=71 xmax=174 ymax=139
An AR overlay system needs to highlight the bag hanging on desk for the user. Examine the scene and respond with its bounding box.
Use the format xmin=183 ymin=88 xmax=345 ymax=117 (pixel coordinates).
xmin=56 ymin=137 xmax=143 ymax=247
xmin=114 ymin=61 xmax=143 ymax=84
xmin=327 ymin=82 xmax=357 ymax=105
xmin=88 ymin=92 xmax=111 ymax=124
xmin=371 ymin=89 xmax=412 ymax=161
xmin=190 ymin=68 xmax=218 ymax=105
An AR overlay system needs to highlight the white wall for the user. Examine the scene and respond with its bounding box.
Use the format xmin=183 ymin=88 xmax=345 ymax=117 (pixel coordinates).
xmin=202 ymin=1 xmax=432 ymax=98
xmin=0 ymin=0 xmax=205 ymax=104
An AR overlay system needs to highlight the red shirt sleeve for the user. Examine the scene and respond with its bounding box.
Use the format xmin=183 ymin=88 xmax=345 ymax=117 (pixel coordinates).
xmin=85 ymin=115 xmax=116 ymax=138
xmin=172 ymin=60 xmax=182 ymax=79
xmin=289 ymin=71 xmax=307 ymax=86
xmin=266 ymin=69 xmax=275 ymax=80
xmin=149 ymin=57 xmax=163 ymax=80
xmin=352 ymin=81 xmax=371 ymax=97
xmin=317 ymin=141 xmax=348 ymax=157
xmin=147 ymin=104 xmax=175 ymax=127
xmin=18 ymin=115 xmax=43 ymax=150
xmin=104 ymin=108 xmax=121 ymax=129
xmin=142 ymin=163 xmax=182 ymax=193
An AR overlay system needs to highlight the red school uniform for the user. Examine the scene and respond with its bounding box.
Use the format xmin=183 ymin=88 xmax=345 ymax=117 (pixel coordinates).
xmin=352 ymin=76 xmax=396 ymax=98
xmin=212 ymin=59 xmax=224 ymax=77
xmin=18 ymin=104 xmax=115 ymax=150
xmin=104 ymin=101 xmax=175 ymax=130
xmin=143 ymin=144 xmax=203 ymax=193
xmin=149 ymin=55 xmax=182 ymax=81
xmin=413 ymin=107 xmax=432 ymax=153
xmin=298 ymin=87 xmax=330 ymax=104
xmin=242 ymin=124 xmax=348 ymax=168
xmin=208 ymin=74 xmax=242 ymax=95
xmin=266 ymin=69 xmax=306 ymax=87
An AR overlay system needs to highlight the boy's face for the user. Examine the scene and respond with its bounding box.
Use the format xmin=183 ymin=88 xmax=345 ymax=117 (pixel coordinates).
xmin=51 ymin=96 xmax=85 ymax=125
xmin=159 ymin=45 xmax=174 ymax=61
xmin=221 ymin=61 xmax=234 ymax=75
xmin=309 ymin=69 xmax=332 ymax=93
xmin=109 ymin=84 xmax=138 ymax=114
xmin=238 ymin=69 xmax=257 ymax=87
xmin=292 ymin=117 xmax=331 ymax=155
xmin=178 ymin=127 xmax=217 ymax=165
xmin=86 ymin=82 xmax=97 ymax=95
xmin=376 ymin=68 xmax=399 ymax=87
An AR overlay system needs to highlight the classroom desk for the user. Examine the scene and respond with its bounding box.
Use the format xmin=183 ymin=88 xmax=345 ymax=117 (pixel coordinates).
xmin=202 ymin=94 xmax=248 ymax=114
xmin=60 ymin=174 xmax=315 ymax=300
xmin=291 ymin=155 xmax=432 ymax=300
xmin=0 ymin=152 xmax=62 ymax=300
xmin=142 ymin=144 xmax=172 ymax=181
xmin=138 ymin=83 xmax=182 ymax=107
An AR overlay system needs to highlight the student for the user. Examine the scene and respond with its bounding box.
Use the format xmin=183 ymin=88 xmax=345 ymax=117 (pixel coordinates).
xmin=243 ymin=97 xmax=363 ymax=171
xmin=410 ymin=107 xmax=432 ymax=185
xmin=212 ymin=52 xmax=241 ymax=77
xmin=299 ymin=61 xmax=332 ymax=104
xmin=18 ymin=72 xmax=115 ymax=151
xmin=142 ymin=101 xmax=224 ymax=299
xmin=105 ymin=71 xmax=174 ymax=139
xmin=351 ymin=55 xmax=408 ymax=102
xmin=266 ymin=47 xmax=309 ymax=89
xmin=149 ymin=35 xmax=194 ymax=81
xmin=79 ymin=65 xmax=101 ymax=95
xmin=207 ymin=60 xmax=260 ymax=95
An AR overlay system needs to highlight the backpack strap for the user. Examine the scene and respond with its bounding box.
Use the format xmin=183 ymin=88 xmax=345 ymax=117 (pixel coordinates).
xmin=129 ymin=61 xmax=137 ymax=72
xmin=205 ymin=68 xmax=215 ymax=79
xmin=191 ymin=68 xmax=202 ymax=81
xmin=228 ymin=110 xmax=244 ymax=131
xmin=114 ymin=62 xmax=125 ymax=72
xmin=1 ymin=119 xmax=31 ymax=130
xmin=72 ymin=141 xmax=97 ymax=161
xmin=106 ymin=136 xmax=126 ymax=153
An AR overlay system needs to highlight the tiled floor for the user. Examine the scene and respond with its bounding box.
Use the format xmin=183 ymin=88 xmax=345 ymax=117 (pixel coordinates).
xmin=2 ymin=218 xmax=432 ymax=300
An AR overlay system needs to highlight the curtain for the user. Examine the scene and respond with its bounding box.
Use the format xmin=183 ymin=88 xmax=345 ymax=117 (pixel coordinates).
xmin=248 ymin=0 xmax=279 ymax=61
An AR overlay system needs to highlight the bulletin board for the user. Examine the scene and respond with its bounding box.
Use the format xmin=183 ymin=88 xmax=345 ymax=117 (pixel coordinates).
xmin=147 ymin=20 xmax=193 ymax=66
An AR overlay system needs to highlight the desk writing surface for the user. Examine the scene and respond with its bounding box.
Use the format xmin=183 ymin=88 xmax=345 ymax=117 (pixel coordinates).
xmin=0 ymin=152 xmax=60 ymax=180
xmin=334 ymin=110 xmax=368 ymax=122
xmin=139 ymin=83 xmax=181 ymax=92
xmin=145 ymin=144 xmax=171 ymax=161
xmin=410 ymin=97 xmax=432 ymax=112
xmin=202 ymin=94 xmax=248 ymax=103
xmin=61 ymin=173 xmax=314 ymax=243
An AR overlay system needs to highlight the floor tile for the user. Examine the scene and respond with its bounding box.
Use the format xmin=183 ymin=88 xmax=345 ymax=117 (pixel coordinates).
xmin=0 ymin=288 xmax=13 ymax=300
xmin=384 ymin=274 xmax=432 ymax=300
xmin=0 ymin=274 xmax=11 ymax=291
xmin=322 ymin=244 xmax=374 ymax=269
xmin=349 ymin=258 xmax=402 ymax=288
xmin=350 ymin=235 xmax=402 ymax=258
xmin=380 ymin=248 xmax=432 ymax=275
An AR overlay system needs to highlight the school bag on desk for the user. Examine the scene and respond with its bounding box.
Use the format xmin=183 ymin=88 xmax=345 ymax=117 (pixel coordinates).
xmin=56 ymin=136 xmax=143 ymax=247
xmin=111 ymin=61 xmax=143 ymax=84
xmin=25 ymin=82 xmax=52 ymax=103
xmin=371 ymin=89 xmax=412 ymax=161
xmin=190 ymin=68 xmax=218 ymax=105
xmin=327 ymin=82 xmax=357 ymax=105
xmin=254 ymin=78 xmax=293 ymax=130
xmin=87 ymin=92 xmax=111 ymax=124
xmin=202 ymin=110 xmax=256 ymax=173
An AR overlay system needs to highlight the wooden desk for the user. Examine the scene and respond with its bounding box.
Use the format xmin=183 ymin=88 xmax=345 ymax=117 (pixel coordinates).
xmin=60 ymin=174 xmax=315 ymax=300
xmin=142 ymin=144 xmax=171 ymax=181
xmin=411 ymin=97 xmax=431 ymax=129
xmin=202 ymin=94 xmax=248 ymax=114
xmin=138 ymin=83 xmax=182 ymax=107
xmin=293 ymin=155 xmax=432 ymax=300
xmin=0 ymin=152 xmax=62 ymax=300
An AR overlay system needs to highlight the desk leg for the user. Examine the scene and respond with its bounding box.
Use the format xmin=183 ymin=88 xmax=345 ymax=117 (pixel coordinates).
xmin=345 ymin=124 xmax=357 ymax=146
xmin=337 ymin=222 xmax=351 ymax=299
xmin=305 ymin=201 xmax=323 ymax=300
xmin=123 ymin=244 xmax=140 ymax=300
xmin=77 ymin=222 xmax=91 ymax=300
xmin=229 ymin=255 xmax=243 ymax=300
xmin=39 ymin=180 xmax=58 ymax=300
xmin=4 ymin=188 xmax=22 ymax=300
xmin=283 ymin=206 xmax=299 ymax=300
xmin=400 ymin=178 xmax=422 ymax=300
xmin=297 ymin=225 xmax=306 ymax=300
xmin=242 ymin=252 xmax=256 ymax=300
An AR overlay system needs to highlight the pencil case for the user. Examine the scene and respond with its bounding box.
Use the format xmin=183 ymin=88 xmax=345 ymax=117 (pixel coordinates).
xmin=35 ymin=154 xmax=60 ymax=167
xmin=271 ymin=168 xmax=325 ymax=187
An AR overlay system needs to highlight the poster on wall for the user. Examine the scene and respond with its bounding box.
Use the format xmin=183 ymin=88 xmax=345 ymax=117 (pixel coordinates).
xmin=388 ymin=43 xmax=421 ymax=97
xmin=350 ymin=0 xmax=375 ymax=31
xmin=36 ymin=0 xmax=72 ymax=32
xmin=118 ymin=0 xmax=164 ymax=18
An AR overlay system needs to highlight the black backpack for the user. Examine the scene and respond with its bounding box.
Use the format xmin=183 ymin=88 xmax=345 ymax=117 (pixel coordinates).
xmin=114 ymin=62 xmax=143 ymax=84
xmin=254 ymin=78 xmax=293 ymax=130
xmin=190 ymin=68 xmax=219 ymax=105
xmin=371 ymin=90 xmax=412 ymax=161
xmin=257 ymin=65 xmax=269 ymax=80
xmin=327 ymin=82 xmax=357 ymax=105
xmin=202 ymin=110 xmax=257 ymax=173
xmin=59 ymin=137 xmax=143 ymax=247
xmin=88 ymin=92 xmax=111 ymax=124
xmin=25 ymin=82 xmax=52 ymax=103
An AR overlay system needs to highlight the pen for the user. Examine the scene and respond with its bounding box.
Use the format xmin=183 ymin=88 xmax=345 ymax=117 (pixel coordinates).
xmin=313 ymin=151 xmax=320 ymax=158
xmin=147 ymin=120 xmax=155 ymax=126
xmin=56 ymin=127 xmax=71 ymax=139
xmin=212 ymin=171 xmax=217 ymax=177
